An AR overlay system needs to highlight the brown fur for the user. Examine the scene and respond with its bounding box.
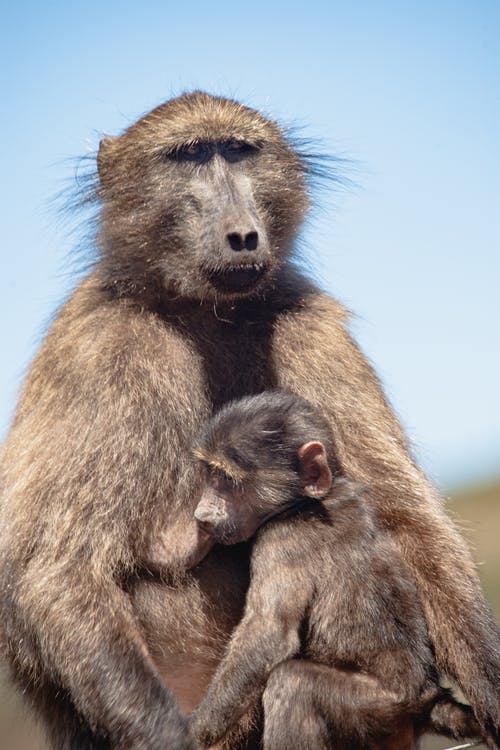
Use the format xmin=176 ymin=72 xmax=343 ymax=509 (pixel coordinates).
xmin=0 ymin=91 xmax=498 ymax=749
xmin=189 ymin=393 xmax=484 ymax=749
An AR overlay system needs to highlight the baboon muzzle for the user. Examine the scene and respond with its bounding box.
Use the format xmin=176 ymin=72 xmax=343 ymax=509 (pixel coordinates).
xmin=198 ymin=162 xmax=271 ymax=293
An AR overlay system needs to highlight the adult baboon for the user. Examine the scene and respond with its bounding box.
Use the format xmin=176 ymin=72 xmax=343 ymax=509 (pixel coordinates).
xmin=0 ymin=92 xmax=498 ymax=749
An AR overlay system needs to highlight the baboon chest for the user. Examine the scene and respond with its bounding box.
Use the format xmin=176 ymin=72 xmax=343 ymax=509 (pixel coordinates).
xmin=170 ymin=310 xmax=276 ymax=409
xmin=206 ymin=334 xmax=273 ymax=406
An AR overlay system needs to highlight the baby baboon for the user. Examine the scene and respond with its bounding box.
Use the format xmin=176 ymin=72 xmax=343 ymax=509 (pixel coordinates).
xmin=187 ymin=391 xmax=484 ymax=749
xmin=0 ymin=92 xmax=498 ymax=749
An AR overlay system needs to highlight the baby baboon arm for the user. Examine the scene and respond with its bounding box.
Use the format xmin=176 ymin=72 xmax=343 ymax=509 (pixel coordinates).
xmin=190 ymin=562 xmax=312 ymax=747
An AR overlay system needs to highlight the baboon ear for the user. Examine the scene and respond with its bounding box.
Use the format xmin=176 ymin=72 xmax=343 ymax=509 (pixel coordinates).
xmin=97 ymin=136 xmax=118 ymax=182
xmin=297 ymin=441 xmax=332 ymax=498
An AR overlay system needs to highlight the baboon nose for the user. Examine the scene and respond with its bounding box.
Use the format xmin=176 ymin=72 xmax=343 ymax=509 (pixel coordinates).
xmin=227 ymin=231 xmax=259 ymax=252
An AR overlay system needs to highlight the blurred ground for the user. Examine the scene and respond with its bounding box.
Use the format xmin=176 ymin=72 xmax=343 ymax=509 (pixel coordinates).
xmin=1 ymin=477 xmax=498 ymax=749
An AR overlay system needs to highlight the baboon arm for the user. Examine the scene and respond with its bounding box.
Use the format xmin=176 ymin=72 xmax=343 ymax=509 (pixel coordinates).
xmin=16 ymin=564 xmax=193 ymax=748
xmin=0 ymin=298 xmax=203 ymax=748
xmin=190 ymin=568 xmax=310 ymax=747
xmin=272 ymin=291 xmax=500 ymax=740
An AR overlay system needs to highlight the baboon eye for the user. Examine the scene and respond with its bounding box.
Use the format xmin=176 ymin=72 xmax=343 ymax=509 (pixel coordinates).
xmin=185 ymin=143 xmax=202 ymax=156
xmin=168 ymin=142 xmax=212 ymax=163
xmin=222 ymin=140 xmax=259 ymax=163
xmin=209 ymin=467 xmax=239 ymax=489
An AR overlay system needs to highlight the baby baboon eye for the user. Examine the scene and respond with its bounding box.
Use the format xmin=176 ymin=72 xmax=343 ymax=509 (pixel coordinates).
xmin=208 ymin=466 xmax=240 ymax=491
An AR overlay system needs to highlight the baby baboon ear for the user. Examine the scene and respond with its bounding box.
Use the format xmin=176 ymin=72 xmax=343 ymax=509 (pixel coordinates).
xmin=297 ymin=441 xmax=332 ymax=498
xmin=97 ymin=136 xmax=118 ymax=183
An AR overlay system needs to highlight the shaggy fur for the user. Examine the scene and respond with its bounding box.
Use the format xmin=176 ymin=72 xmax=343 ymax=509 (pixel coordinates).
xmin=189 ymin=392 xmax=484 ymax=749
xmin=0 ymin=91 xmax=498 ymax=749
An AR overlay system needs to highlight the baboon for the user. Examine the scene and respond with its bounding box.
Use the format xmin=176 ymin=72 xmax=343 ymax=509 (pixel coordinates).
xmin=0 ymin=92 xmax=498 ymax=749
xmin=186 ymin=390 xmax=484 ymax=749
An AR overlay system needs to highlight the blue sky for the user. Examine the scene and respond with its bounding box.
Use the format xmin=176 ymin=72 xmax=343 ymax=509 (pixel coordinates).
xmin=1 ymin=1 xmax=499 ymax=488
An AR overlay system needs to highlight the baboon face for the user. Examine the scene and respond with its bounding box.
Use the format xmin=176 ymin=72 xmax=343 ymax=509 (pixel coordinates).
xmin=194 ymin=440 xmax=332 ymax=546
xmin=97 ymin=92 xmax=310 ymax=301
xmin=194 ymin=468 xmax=266 ymax=545
xmin=193 ymin=393 xmax=334 ymax=544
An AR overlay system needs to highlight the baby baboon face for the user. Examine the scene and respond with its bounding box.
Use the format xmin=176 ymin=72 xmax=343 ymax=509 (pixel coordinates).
xmin=193 ymin=392 xmax=334 ymax=545
xmin=97 ymin=92 xmax=310 ymax=302
xmin=194 ymin=467 xmax=264 ymax=545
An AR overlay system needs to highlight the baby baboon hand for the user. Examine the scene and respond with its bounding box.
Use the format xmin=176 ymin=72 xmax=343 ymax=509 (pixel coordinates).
xmin=189 ymin=703 xmax=227 ymax=748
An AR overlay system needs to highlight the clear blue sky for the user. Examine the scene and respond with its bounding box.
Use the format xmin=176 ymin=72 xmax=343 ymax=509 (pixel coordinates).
xmin=1 ymin=1 xmax=499 ymax=488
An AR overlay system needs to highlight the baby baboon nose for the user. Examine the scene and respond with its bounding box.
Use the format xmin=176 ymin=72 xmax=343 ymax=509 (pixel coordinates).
xmin=227 ymin=231 xmax=259 ymax=252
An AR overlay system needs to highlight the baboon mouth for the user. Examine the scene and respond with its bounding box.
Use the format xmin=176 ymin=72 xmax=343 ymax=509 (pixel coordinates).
xmin=206 ymin=263 xmax=268 ymax=293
